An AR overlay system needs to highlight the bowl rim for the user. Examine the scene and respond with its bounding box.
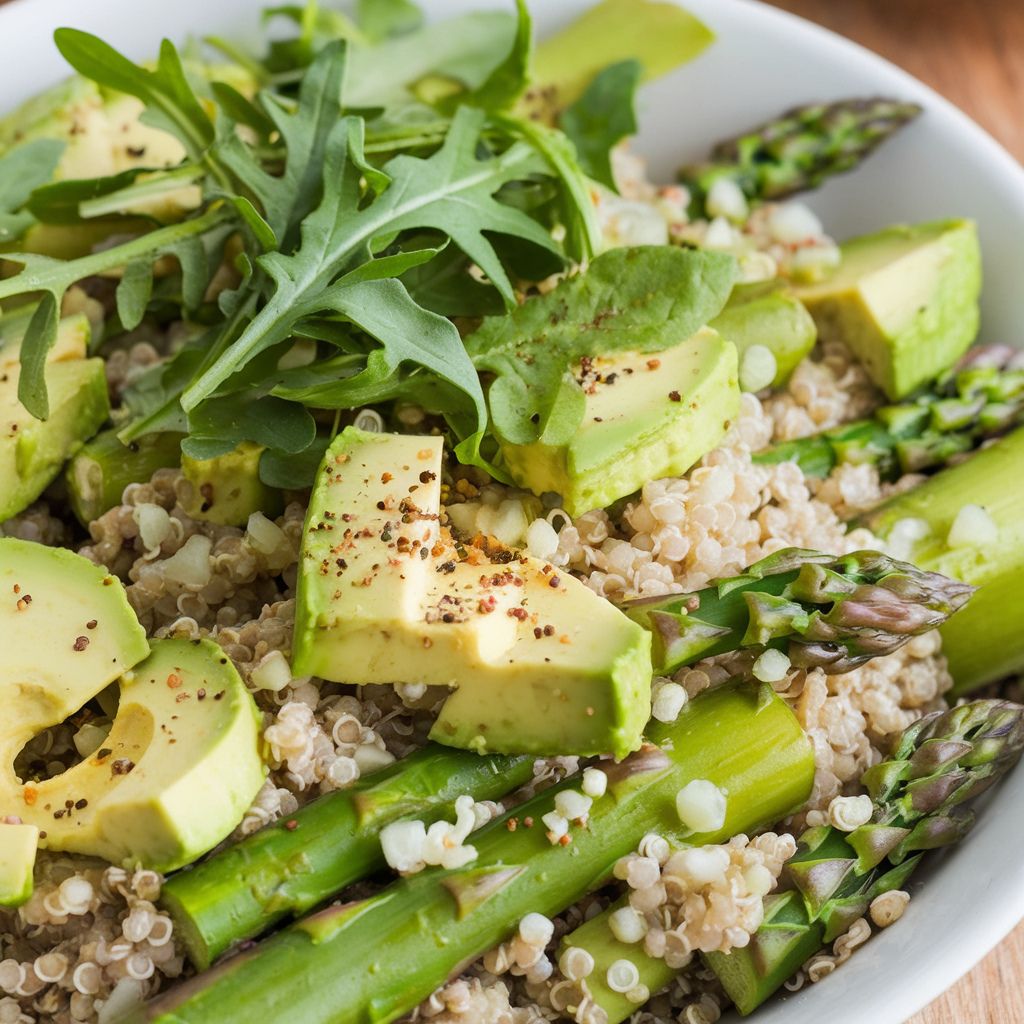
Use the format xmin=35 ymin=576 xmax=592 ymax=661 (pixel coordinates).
xmin=1 ymin=0 xmax=1022 ymax=1021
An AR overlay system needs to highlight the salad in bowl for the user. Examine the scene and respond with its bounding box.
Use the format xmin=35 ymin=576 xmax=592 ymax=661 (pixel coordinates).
xmin=0 ymin=1 xmax=1020 ymax=1023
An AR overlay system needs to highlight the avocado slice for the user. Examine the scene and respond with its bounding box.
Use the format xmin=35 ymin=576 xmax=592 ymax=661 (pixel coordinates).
xmin=497 ymin=326 xmax=739 ymax=517
xmin=796 ymin=219 xmax=982 ymax=400
xmin=293 ymin=429 xmax=652 ymax=758
xmin=709 ymin=282 xmax=817 ymax=386
xmin=0 ymin=539 xmax=265 ymax=870
xmin=0 ymin=824 xmax=38 ymax=908
xmin=0 ymin=356 xmax=109 ymax=521
xmin=0 ymin=536 xmax=150 ymax=714
xmin=180 ymin=442 xmax=283 ymax=527
xmin=3 ymin=640 xmax=265 ymax=871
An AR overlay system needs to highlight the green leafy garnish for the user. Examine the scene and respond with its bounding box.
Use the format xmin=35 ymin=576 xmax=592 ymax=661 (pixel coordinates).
xmin=466 ymin=246 xmax=738 ymax=446
xmin=561 ymin=60 xmax=641 ymax=191
xmin=0 ymin=0 xmax=720 ymax=481
xmin=0 ymin=139 xmax=65 ymax=244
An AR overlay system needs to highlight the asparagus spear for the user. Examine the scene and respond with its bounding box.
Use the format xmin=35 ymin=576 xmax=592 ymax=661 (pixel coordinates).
xmin=679 ymin=98 xmax=922 ymax=215
xmin=162 ymin=547 xmax=965 ymax=968
xmin=65 ymin=428 xmax=183 ymax=525
xmin=124 ymin=682 xmax=814 ymax=1024
xmin=624 ymin=547 xmax=972 ymax=676
xmin=162 ymin=745 xmax=535 ymax=969
xmin=862 ymin=425 xmax=1024 ymax=694
xmin=706 ymin=698 xmax=1024 ymax=1014
xmin=567 ymin=699 xmax=1024 ymax=1022
xmin=755 ymin=357 xmax=1024 ymax=480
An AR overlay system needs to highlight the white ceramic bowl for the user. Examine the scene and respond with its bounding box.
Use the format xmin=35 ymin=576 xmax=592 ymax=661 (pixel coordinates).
xmin=2 ymin=1 xmax=1022 ymax=1021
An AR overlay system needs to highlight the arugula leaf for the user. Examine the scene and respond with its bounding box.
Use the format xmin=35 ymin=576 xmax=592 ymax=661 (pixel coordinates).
xmin=560 ymin=59 xmax=641 ymax=191
xmin=0 ymin=139 xmax=65 ymax=243
xmin=214 ymin=41 xmax=347 ymax=249
xmin=522 ymin=0 xmax=714 ymax=123
xmin=54 ymin=29 xmax=215 ymax=167
xmin=465 ymin=246 xmax=738 ymax=446
xmin=260 ymin=435 xmax=332 ymax=489
xmin=399 ymin=243 xmax=503 ymax=317
xmin=345 ymin=12 xmax=517 ymax=107
xmin=182 ymin=103 xmax=561 ymax=411
xmin=0 ymin=205 xmax=230 ymax=417
xmin=453 ymin=0 xmax=532 ymax=113
xmin=356 ymin=0 xmax=423 ymax=42
xmin=183 ymin=392 xmax=316 ymax=461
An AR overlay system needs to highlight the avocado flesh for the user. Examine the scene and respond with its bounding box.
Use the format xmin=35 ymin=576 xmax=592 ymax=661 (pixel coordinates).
xmin=709 ymin=282 xmax=817 ymax=386
xmin=498 ymin=327 xmax=740 ymax=518
xmin=2 ymin=640 xmax=264 ymax=872
xmin=0 ymin=824 xmax=38 ymax=908
xmin=180 ymin=442 xmax=283 ymax=527
xmin=0 ymin=357 xmax=110 ymax=521
xmin=0 ymin=541 xmax=265 ymax=871
xmin=0 ymin=536 xmax=149 ymax=721
xmin=293 ymin=428 xmax=653 ymax=758
xmin=796 ymin=219 xmax=981 ymax=400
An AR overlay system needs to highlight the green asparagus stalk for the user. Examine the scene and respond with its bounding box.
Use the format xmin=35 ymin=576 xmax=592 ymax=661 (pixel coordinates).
xmin=862 ymin=425 xmax=1024 ymax=694
xmin=624 ymin=548 xmax=972 ymax=676
xmin=706 ymin=698 xmax=1024 ymax=1014
xmin=65 ymin=429 xmax=183 ymax=525
xmin=568 ymin=698 xmax=1024 ymax=1022
xmin=160 ymin=547 xmax=960 ymax=970
xmin=679 ymin=98 xmax=922 ymax=216
xmin=125 ymin=682 xmax=814 ymax=1024
xmin=755 ymin=356 xmax=1024 ymax=480
xmin=162 ymin=745 xmax=535 ymax=969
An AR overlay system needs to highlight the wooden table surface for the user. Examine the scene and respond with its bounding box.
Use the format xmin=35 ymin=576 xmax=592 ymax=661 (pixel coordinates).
xmin=765 ymin=7 xmax=1024 ymax=1022
xmin=0 ymin=0 xmax=1020 ymax=1020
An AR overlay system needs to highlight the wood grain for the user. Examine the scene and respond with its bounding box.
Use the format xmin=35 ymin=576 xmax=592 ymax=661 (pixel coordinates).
xmin=0 ymin=0 xmax=1020 ymax=1019
xmin=764 ymin=5 xmax=1024 ymax=1019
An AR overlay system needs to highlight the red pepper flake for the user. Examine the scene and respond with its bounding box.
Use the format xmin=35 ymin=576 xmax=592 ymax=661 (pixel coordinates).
xmin=12 ymin=584 xmax=19 ymax=594
xmin=478 ymin=595 xmax=497 ymax=614
xmin=507 ymin=607 xmax=528 ymax=621
xmin=506 ymin=818 xmax=518 ymax=832
xmin=72 ymin=636 xmax=90 ymax=652
xmin=22 ymin=787 xmax=37 ymax=806
xmin=558 ymin=834 xmax=572 ymax=846
xmin=15 ymin=598 xmax=30 ymax=612
xmin=284 ymin=819 xmax=299 ymax=832
xmin=560 ymin=635 xmax=572 ymax=644
xmin=381 ymin=472 xmax=393 ymax=483
xmin=668 ymin=390 xmax=682 ymax=402
xmin=646 ymin=358 xmax=661 ymax=370
xmin=86 ymin=619 xmax=98 ymax=630
xmin=166 ymin=673 xmax=183 ymax=689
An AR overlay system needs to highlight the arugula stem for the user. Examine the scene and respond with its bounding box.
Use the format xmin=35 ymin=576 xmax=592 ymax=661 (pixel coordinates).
xmin=0 ymin=206 xmax=233 ymax=305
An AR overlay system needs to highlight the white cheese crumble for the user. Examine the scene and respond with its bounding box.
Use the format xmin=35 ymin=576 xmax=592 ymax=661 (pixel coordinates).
xmin=675 ymin=779 xmax=727 ymax=833
xmin=379 ymin=794 xmax=479 ymax=874
xmin=752 ymin=648 xmax=791 ymax=683
xmin=947 ymin=503 xmax=999 ymax=549
xmin=554 ymin=789 xmax=593 ymax=822
xmin=582 ymin=767 xmax=608 ymax=799
xmin=706 ymin=178 xmax=749 ymax=222
xmin=739 ymin=344 xmax=779 ymax=393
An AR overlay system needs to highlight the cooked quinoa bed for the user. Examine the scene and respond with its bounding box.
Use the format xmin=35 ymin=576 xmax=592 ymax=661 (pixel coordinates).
xmin=0 ymin=328 xmax=954 ymax=1023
